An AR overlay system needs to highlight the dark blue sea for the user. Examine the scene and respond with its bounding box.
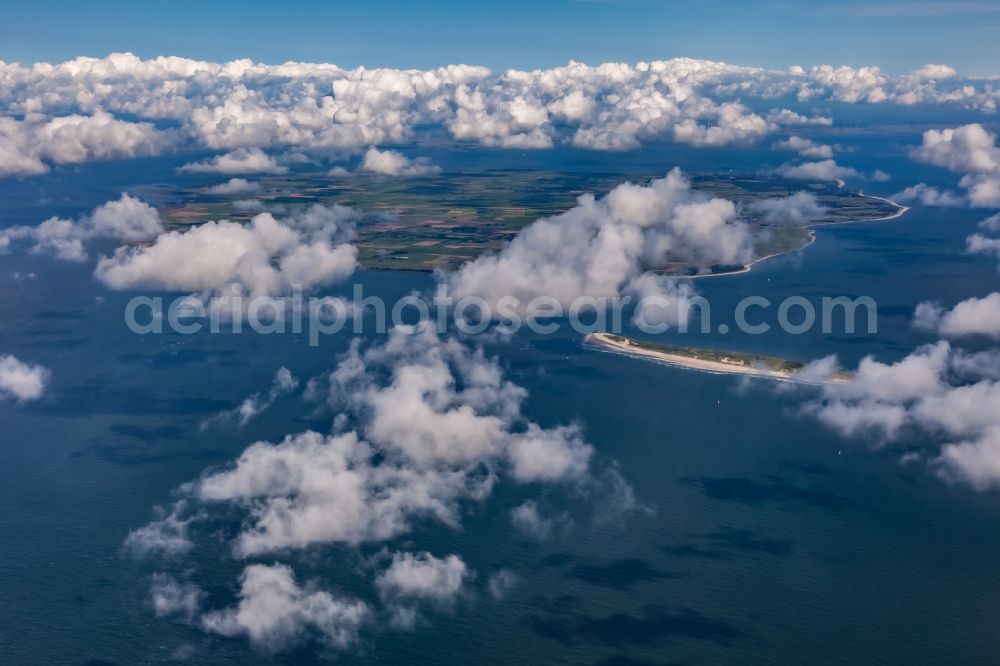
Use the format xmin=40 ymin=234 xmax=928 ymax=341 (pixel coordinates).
xmin=1 ymin=133 xmax=999 ymax=664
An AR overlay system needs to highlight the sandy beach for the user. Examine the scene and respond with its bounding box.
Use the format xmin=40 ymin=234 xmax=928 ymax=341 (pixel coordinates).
xmin=856 ymin=192 xmax=911 ymax=221
xmin=583 ymin=333 xmax=850 ymax=384
xmin=584 ymin=332 xmax=798 ymax=379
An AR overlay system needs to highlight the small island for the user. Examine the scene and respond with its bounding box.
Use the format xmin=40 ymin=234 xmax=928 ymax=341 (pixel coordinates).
xmin=584 ymin=332 xmax=848 ymax=383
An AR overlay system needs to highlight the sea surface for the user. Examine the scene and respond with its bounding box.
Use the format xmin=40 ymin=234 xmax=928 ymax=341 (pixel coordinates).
xmin=1 ymin=136 xmax=998 ymax=664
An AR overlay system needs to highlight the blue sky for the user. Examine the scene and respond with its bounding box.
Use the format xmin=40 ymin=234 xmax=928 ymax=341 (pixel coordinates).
xmin=2 ymin=0 xmax=999 ymax=74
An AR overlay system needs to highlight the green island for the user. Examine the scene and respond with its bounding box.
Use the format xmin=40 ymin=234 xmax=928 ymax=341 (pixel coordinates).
xmin=141 ymin=170 xmax=903 ymax=275
xmin=585 ymin=332 xmax=851 ymax=383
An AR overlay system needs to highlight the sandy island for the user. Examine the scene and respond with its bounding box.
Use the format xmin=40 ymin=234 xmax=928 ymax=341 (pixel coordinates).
xmin=584 ymin=333 xmax=846 ymax=384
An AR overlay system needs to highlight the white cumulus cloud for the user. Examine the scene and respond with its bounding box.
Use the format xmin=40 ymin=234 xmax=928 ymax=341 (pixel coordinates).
xmin=203 ymin=367 xmax=299 ymax=429
xmin=915 ymin=293 xmax=1000 ymax=339
xmin=894 ymin=183 xmax=965 ymax=207
xmin=179 ymin=148 xmax=288 ymax=175
xmin=443 ymin=168 xmax=750 ymax=311
xmin=205 ymin=178 xmax=261 ymax=195
xmin=201 ymin=564 xmax=368 ymax=651
xmin=375 ymin=551 xmax=469 ymax=628
xmin=1 ymin=194 xmax=162 ymax=261
xmin=804 ymin=341 xmax=1000 ymax=491
xmin=772 ymin=135 xmax=834 ymax=159
xmin=910 ymin=124 xmax=1000 ymax=208
xmin=359 ymin=147 xmax=440 ymax=176
xmin=94 ymin=204 xmax=358 ymax=296
xmin=778 ymin=159 xmax=860 ymax=181
xmin=0 ymin=355 xmax=50 ymax=401
xmin=173 ymin=325 xmax=605 ymax=558
xmin=748 ymin=191 xmax=827 ymax=222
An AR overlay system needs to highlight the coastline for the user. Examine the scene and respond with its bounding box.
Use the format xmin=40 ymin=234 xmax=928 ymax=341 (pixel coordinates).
xmin=350 ymin=190 xmax=909 ymax=278
xmin=584 ymin=332 xmax=845 ymax=384
xmin=683 ymin=235 xmax=817 ymax=280
xmin=683 ymin=190 xmax=908 ymax=280
xmin=855 ymin=191 xmax=911 ymax=222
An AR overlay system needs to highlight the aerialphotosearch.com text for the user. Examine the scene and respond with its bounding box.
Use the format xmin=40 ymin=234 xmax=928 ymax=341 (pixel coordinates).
xmin=124 ymin=283 xmax=879 ymax=346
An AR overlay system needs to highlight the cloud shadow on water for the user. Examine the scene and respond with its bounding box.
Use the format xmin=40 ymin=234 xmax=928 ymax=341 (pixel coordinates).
xmin=30 ymin=382 xmax=232 ymax=417
xmin=110 ymin=423 xmax=185 ymax=441
xmin=679 ymin=476 xmax=851 ymax=514
xmin=664 ymin=526 xmax=793 ymax=560
xmin=527 ymin=604 xmax=743 ymax=648
xmin=569 ymin=558 xmax=686 ymax=589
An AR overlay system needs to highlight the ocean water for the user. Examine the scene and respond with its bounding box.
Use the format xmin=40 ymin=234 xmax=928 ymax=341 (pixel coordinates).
xmin=1 ymin=141 xmax=998 ymax=665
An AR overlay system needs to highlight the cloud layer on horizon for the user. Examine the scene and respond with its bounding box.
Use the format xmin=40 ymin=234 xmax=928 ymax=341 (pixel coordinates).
xmin=1 ymin=53 xmax=998 ymax=177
